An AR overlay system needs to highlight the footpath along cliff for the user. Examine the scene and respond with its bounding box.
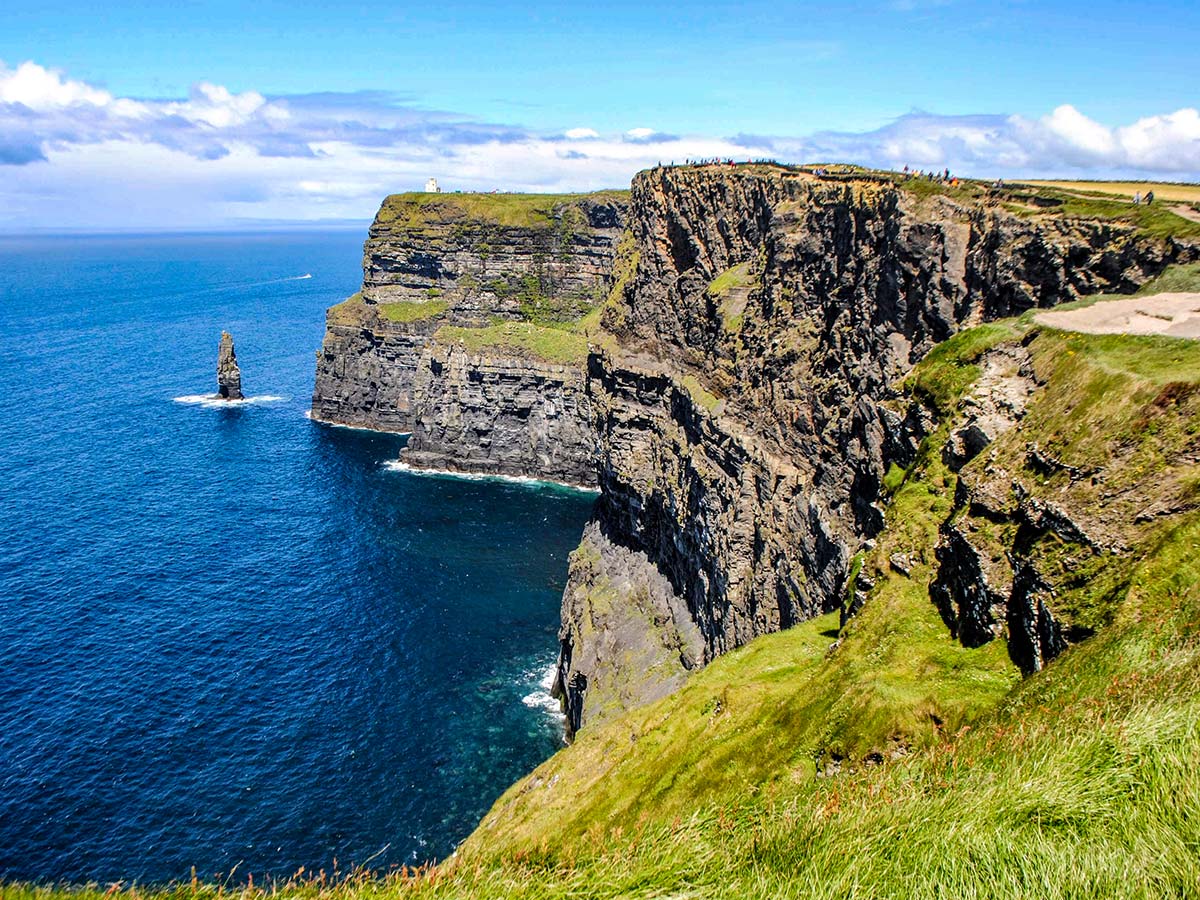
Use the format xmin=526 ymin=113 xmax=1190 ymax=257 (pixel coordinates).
xmin=313 ymin=165 xmax=1199 ymax=737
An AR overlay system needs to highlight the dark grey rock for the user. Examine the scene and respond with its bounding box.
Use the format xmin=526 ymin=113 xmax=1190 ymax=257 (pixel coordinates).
xmin=217 ymin=331 xmax=243 ymax=400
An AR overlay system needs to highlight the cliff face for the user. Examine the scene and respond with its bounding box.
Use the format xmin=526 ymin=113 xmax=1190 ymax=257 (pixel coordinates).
xmin=314 ymin=168 xmax=1197 ymax=737
xmin=555 ymin=165 xmax=1196 ymax=733
xmin=312 ymin=299 xmax=437 ymax=431
xmin=361 ymin=193 xmax=624 ymax=314
xmin=311 ymin=191 xmax=628 ymax=484
xmin=401 ymin=344 xmax=597 ymax=485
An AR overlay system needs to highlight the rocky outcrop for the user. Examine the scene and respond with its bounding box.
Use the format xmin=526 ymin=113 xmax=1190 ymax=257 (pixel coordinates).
xmin=552 ymin=522 xmax=705 ymax=739
xmin=311 ymin=192 xmax=628 ymax=481
xmin=555 ymin=165 xmax=1197 ymax=733
xmin=311 ymin=299 xmax=435 ymax=430
xmin=401 ymin=345 xmax=598 ymax=486
xmin=217 ymin=331 xmax=242 ymax=400
xmin=362 ymin=193 xmax=626 ymax=314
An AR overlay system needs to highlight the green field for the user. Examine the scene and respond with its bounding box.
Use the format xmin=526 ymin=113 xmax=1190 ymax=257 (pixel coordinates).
xmin=375 ymin=190 xmax=629 ymax=229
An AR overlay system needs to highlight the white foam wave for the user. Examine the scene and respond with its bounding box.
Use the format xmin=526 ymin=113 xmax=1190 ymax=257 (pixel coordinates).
xmin=382 ymin=459 xmax=599 ymax=493
xmin=173 ymin=393 xmax=286 ymax=408
xmin=521 ymin=662 xmax=562 ymax=715
xmin=304 ymin=411 xmax=410 ymax=434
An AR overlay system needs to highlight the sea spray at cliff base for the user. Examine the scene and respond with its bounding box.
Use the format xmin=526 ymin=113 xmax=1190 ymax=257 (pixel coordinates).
xmin=0 ymin=232 xmax=592 ymax=885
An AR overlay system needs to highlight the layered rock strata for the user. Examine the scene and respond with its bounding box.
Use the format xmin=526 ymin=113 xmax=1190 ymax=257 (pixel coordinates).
xmin=217 ymin=331 xmax=242 ymax=400
xmin=554 ymin=165 xmax=1197 ymax=733
xmin=311 ymin=192 xmax=628 ymax=485
xmin=401 ymin=345 xmax=597 ymax=486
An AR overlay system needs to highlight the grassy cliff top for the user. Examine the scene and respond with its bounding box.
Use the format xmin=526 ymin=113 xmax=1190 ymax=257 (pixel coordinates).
xmin=375 ymin=190 xmax=629 ymax=229
xmin=432 ymin=320 xmax=590 ymax=366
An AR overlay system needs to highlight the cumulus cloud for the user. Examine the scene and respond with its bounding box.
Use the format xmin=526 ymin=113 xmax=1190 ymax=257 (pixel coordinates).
xmin=1 ymin=60 xmax=1198 ymax=229
xmin=0 ymin=60 xmax=114 ymax=109
xmin=768 ymin=105 xmax=1200 ymax=179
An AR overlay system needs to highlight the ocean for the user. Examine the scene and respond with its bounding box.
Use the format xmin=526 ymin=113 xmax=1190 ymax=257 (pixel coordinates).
xmin=0 ymin=231 xmax=595 ymax=884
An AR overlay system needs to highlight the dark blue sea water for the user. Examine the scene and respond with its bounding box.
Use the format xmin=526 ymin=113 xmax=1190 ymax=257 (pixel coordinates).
xmin=0 ymin=232 xmax=594 ymax=885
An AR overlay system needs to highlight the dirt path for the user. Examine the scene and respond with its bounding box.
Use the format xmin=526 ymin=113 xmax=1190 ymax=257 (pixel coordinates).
xmin=1034 ymin=292 xmax=1200 ymax=340
xmin=1171 ymin=205 xmax=1200 ymax=224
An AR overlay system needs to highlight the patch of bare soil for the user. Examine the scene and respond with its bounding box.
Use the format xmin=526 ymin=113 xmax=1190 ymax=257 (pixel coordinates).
xmin=1034 ymin=292 xmax=1200 ymax=339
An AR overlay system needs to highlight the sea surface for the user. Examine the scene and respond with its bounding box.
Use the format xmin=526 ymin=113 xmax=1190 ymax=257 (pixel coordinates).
xmin=0 ymin=231 xmax=595 ymax=885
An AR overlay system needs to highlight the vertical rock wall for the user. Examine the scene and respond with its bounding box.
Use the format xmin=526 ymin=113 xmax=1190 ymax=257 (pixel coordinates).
xmin=311 ymin=192 xmax=628 ymax=486
xmin=555 ymin=165 xmax=1195 ymax=733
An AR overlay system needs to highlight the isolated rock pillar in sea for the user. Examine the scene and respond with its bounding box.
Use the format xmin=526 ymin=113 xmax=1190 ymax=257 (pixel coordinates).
xmin=217 ymin=331 xmax=243 ymax=400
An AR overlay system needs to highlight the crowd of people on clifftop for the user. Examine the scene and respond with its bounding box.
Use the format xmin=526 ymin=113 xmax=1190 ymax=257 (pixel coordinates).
xmin=658 ymin=158 xmax=779 ymax=168
xmin=902 ymin=164 xmax=960 ymax=186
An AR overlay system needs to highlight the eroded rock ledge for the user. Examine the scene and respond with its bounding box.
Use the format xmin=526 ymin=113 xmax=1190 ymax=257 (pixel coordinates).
xmin=554 ymin=164 xmax=1196 ymax=734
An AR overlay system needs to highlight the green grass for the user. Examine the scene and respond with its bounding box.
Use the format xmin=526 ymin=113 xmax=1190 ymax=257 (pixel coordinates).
xmin=375 ymin=191 xmax=628 ymax=229
xmin=325 ymin=293 xmax=364 ymax=325
xmin=706 ymin=262 xmax=758 ymax=332
xmin=706 ymin=262 xmax=755 ymax=298
xmin=679 ymin=374 xmax=722 ymax=412
xmin=904 ymin=320 xmax=1028 ymax=413
xmin=433 ymin=321 xmax=588 ymax=365
xmin=377 ymin=298 xmax=448 ymax=323
xmin=1052 ymin=193 xmax=1200 ymax=241
xmin=16 ymin=323 xmax=1200 ymax=900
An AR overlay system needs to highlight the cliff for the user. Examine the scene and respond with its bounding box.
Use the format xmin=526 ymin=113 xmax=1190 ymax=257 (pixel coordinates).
xmin=553 ymin=164 xmax=1199 ymax=734
xmin=311 ymin=190 xmax=629 ymax=485
xmin=455 ymin=311 xmax=1200 ymax=900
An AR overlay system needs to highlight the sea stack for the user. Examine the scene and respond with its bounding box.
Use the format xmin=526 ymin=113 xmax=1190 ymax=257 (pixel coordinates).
xmin=217 ymin=331 xmax=243 ymax=400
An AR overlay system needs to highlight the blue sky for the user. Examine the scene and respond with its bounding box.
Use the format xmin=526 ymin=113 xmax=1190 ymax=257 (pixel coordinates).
xmin=1 ymin=0 xmax=1198 ymax=227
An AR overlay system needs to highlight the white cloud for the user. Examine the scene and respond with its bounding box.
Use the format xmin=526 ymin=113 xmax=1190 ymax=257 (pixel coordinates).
xmin=0 ymin=60 xmax=113 ymax=109
xmin=1 ymin=59 xmax=1198 ymax=229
